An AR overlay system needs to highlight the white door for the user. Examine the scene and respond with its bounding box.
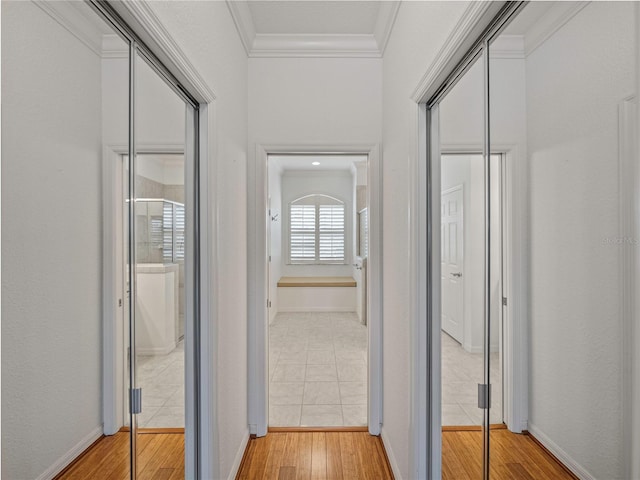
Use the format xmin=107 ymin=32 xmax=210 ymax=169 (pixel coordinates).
xmin=441 ymin=186 xmax=464 ymax=343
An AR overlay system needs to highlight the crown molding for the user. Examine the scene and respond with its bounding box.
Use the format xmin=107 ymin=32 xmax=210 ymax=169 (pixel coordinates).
xmin=250 ymin=33 xmax=381 ymax=58
xmin=411 ymin=1 xmax=505 ymax=102
xmin=101 ymin=34 xmax=128 ymax=59
xmin=524 ymin=1 xmax=589 ymax=57
xmin=490 ymin=34 xmax=525 ymax=60
xmin=374 ymin=1 xmax=401 ymax=56
xmin=226 ymin=0 xmax=256 ymax=56
xmin=226 ymin=0 xmax=396 ymax=58
xmin=110 ymin=1 xmax=216 ymax=103
xmin=33 ymin=0 xmax=104 ymax=57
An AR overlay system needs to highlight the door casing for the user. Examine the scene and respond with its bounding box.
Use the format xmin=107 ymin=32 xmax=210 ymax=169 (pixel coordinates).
xmin=248 ymin=144 xmax=383 ymax=437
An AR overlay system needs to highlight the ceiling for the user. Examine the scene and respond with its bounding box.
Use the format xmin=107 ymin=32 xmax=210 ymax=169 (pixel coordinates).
xmin=247 ymin=1 xmax=381 ymax=35
xmin=271 ymin=155 xmax=367 ymax=171
xmin=503 ymin=2 xmax=554 ymax=36
xmin=227 ymin=0 xmax=401 ymax=57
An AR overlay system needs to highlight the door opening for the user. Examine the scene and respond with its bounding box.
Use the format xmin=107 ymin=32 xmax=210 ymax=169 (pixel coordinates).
xmin=266 ymin=154 xmax=369 ymax=428
xmin=440 ymin=153 xmax=505 ymax=429
xmin=120 ymin=153 xmax=187 ymax=431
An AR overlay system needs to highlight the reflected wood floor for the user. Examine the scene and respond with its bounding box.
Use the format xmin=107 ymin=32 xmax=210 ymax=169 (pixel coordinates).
xmin=56 ymin=432 xmax=184 ymax=480
xmin=442 ymin=429 xmax=577 ymax=480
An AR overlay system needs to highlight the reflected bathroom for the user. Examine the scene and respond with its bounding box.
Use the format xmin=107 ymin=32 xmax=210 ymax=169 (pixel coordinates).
xmin=127 ymin=153 xmax=186 ymax=428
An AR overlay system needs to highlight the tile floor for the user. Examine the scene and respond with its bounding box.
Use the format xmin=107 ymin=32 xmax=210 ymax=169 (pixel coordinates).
xmin=136 ymin=341 xmax=185 ymax=428
xmin=269 ymin=312 xmax=368 ymax=427
xmin=441 ymin=332 xmax=503 ymax=426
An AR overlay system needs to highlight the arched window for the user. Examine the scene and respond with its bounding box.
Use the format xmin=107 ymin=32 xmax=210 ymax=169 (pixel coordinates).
xmin=289 ymin=194 xmax=345 ymax=263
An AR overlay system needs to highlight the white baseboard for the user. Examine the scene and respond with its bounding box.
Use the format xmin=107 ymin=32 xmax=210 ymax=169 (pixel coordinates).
xmin=528 ymin=423 xmax=595 ymax=480
xmin=381 ymin=428 xmax=402 ymax=480
xmin=278 ymin=307 xmax=355 ymax=312
xmin=228 ymin=430 xmax=250 ymax=480
xmin=136 ymin=343 xmax=177 ymax=356
xmin=463 ymin=344 xmax=500 ymax=354
xmin=36 ymin=425 xmax=103 ymax=480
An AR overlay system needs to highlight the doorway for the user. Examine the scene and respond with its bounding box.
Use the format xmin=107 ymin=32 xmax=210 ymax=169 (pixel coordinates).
xmin=121 ymin=153 xmax=187 ymax=430
xmin=266 ymin=155 xmax=369 ymax=428
xmin=248 ymin=144 xmax=382 ymax=437
xmin=440 ymin=153 xmax=505 ymax=428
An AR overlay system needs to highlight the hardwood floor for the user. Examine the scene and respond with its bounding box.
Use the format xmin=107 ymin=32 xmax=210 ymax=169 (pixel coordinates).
xmin=54 ymin=429 xmax=575 ymax=480
xmin=236 ymin=432 xmax=393 ymax=480
xmin=442 ymin=429 xmax=577 ymax=480
xmin=55 ymin=432 xmax=184 ymax=480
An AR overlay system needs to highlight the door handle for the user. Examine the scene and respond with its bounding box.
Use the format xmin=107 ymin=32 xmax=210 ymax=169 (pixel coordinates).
xmin=451 ymin=272 xmax=462 ymax=278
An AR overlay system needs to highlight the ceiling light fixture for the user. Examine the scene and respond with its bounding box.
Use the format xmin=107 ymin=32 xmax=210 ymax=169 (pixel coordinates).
xmin=312 ymin=161 xmax=320 ymax=166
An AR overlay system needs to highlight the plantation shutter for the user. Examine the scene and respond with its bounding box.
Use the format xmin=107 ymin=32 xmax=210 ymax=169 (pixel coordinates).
xmin=290 ymin=204 xmax=316 ymax=260
xmin=319 ymin=204 xmax=345 ymax=261
xmin=289 ymin=194 xmax=346 ymax=263
xmin=174 ymin=204 xmax=185 ymax=261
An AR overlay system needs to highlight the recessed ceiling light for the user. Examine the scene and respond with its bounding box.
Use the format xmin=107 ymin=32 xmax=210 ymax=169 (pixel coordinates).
xmin=312 ymin=161 xmax=320 ymax=166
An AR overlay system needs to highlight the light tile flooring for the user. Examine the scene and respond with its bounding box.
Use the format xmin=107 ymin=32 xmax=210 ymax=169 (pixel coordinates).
xmin=136 ymin=341 xmax=185 ymax=428
xmin=442 ymin=332 xmax=503 ymax=426
xmin=269 ymin=312 xmax=368 ymax=427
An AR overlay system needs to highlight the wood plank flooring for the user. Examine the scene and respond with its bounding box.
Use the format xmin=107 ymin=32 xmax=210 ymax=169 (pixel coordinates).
xmin=55 ymin=432 xmax=184 ymax=480
xmin=442 ymin=430 xmax=577 ymax=480
xmin=54 ymin=429 xmax=576 ymax=480
xmin=236 ymin=432 xmax=393 ymax=480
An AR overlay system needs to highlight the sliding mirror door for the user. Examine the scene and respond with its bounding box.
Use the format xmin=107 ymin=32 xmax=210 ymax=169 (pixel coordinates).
xmin=128 ymin=47 xmax=195 ymax=477
xmin=488 ymin=2 xmax=636 ymax=479
xmin=432 ymin=1 xmax=636 ymax=478
xmin=438 ymin=47 xmax=500 ymax=475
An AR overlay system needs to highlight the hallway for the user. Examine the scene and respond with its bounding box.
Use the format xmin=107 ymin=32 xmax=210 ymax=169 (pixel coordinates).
xmin=3 ymin=1 xmax=637 ymax=479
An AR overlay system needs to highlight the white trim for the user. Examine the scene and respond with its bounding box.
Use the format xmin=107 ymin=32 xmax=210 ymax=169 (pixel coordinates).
xmin=102 ymin=144 xmax=129 ymax=436
xmin=528 ymin=425 xmax=596 ymax=480
xmin=198 ymin=101 xmax=219 ymax=480
xmin=278 ymin=307 xmax=355 ymax=313
xmin=109 ymin=2 xmax=216 ymax=104
xmin=490 ymin=35 xmax=525 ymax=60
xmin=523 ymin=2 xmax=589 ymax=58
xmin=248 ymin=144 xmax=383 ymax=437
xmin=227 ymin=431 xmax=250 ymax=480
xmin=226 ymin=0 xmax=255 ymax=56
xmin=411 ymin=1 xmax=506 ymax=103
xmin=373 ymin=1 xmax=401 ymax=56
xmin=136 ymin=344 xmax=178 ymax=356
xmin=250 ymin=34 xmax=381 ymax=58
xmin=619 ymin=96 xmax=638 ymax=480
xmin=410 ymin=103 xmax=431 ymax=480
xmin=634 ymin=14 xmax=640 ymax=480
xmin=35 ymin=426 xmax=103 ymax=480
xmin=380 ymin=428 xmax=402 ymax=480
xmin=225 ymin=0 xmax=399 ymax=58
xmin=282 ymin=170 xmax=352 ymax=178
xmin=102 ymin=34 xmax=129 ymax=59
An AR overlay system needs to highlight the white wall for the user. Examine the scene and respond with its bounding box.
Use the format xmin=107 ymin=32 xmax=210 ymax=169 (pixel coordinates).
xmin=268 ymin=161 xmax=282 ymax=323
xmin=381 ymin=2 xmax=471 ymax=477
xmin=1 ymin=2 xmax=104 ymax=477
xmin=141 ymin=2 xmax=249 ymax=478
xmin=281 ymin=170 xmax=353 ymax=277
xmin=525 ymin=3 xmax=634 ymax=478
xmin=248 ymin=57 xmax=382 ymax=147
